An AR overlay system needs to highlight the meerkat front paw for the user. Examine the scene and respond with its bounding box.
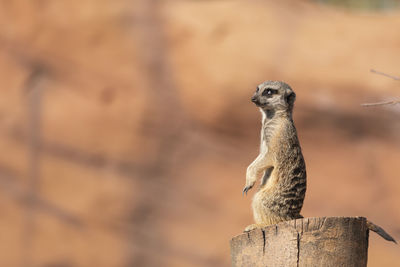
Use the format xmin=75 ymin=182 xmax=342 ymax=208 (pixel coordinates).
xmin=243 ymin=165 xmax=257 ymax=195
xmin=243 ymin=167 xmax=258 ymax=195
xmin=243 ymin=178 xmax=256 ymax=194
xmin=242 ymin=184 xmax=254 ymax=195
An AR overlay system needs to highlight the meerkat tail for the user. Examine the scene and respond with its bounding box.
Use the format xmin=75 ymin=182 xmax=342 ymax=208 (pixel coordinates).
xmin=366 ymin=220 xmax=397 ymax=244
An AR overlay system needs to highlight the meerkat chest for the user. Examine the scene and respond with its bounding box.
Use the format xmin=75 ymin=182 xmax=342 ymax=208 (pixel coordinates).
xmin=260 ymin=138 xmax=268 ymax=154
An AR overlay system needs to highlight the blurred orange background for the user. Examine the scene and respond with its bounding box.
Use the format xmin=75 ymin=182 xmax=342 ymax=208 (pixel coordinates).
xmin=0 ymin=0 xmax=399 ymax=266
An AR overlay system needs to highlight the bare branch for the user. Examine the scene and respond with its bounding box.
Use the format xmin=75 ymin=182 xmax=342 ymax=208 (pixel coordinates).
xmin=361 ymin=100 xmax=400 ymax=107
xmin=370 ymin=69 xmax=400 ymax=81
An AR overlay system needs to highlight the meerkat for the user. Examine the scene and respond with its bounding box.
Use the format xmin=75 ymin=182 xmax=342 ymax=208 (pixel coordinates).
xmin=243 ymin=81 xmax=306 ymax=232
xmin=242 ymin=80 xmax=397 ymax=244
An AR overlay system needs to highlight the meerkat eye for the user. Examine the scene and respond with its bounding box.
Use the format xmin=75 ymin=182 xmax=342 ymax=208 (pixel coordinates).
xmin=256 ymin=87 xmax=259 ymax=93
xmin=262 ymin=89 xmax=274 ymax=96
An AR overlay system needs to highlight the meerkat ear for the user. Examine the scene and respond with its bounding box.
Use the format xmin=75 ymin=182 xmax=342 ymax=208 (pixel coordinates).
xmin=286 ymin=90 xmax=296 ymax=106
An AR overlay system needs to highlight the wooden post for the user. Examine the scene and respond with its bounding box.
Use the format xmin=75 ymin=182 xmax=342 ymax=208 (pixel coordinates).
xmin=230 ymin=217 xmax=369 ymax=267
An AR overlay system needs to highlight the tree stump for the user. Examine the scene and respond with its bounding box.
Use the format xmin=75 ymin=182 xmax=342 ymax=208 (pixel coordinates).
xmin=230 ymin=217 xmax=369 ymax=267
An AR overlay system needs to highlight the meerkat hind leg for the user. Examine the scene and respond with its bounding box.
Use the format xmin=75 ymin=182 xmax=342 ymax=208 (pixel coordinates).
xmin=244 ymin=223 xmax=272 ymax=232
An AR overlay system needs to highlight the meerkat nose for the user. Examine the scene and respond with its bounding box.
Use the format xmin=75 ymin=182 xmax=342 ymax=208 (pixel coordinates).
xmin=251 ymin=96 xmax=257 ymax=103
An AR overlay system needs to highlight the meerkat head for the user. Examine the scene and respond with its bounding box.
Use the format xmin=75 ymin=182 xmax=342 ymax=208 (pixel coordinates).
xmin=251 ymin=81 xmax=296 ymax=113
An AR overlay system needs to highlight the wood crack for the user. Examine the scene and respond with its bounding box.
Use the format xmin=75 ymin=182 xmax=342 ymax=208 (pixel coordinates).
xmin=262 ymin=229 xmax=266 ymax=255
xmin=296 ymin=232 xmax=300 ymax=267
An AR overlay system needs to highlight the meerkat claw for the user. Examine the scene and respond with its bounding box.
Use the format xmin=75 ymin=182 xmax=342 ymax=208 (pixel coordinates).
xmin=243 ymin=186 xmax=252 ymax=195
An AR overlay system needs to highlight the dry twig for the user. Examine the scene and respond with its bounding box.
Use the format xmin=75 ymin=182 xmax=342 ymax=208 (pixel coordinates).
xmin=361 ymin=100 xmax=400 ymax=107
xmin=362 ymin=69 xmax=399 ymax=107
xmin=370 ymin=69 xmax=400 ymax=80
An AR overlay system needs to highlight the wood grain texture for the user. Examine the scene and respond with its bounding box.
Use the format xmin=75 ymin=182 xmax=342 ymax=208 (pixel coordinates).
xmin=230 ymin=217 xmax=369 ymax=267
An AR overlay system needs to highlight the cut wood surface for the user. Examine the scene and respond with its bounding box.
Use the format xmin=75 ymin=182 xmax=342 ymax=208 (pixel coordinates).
xmin=230 ymin=217 xmax=369 ymax=267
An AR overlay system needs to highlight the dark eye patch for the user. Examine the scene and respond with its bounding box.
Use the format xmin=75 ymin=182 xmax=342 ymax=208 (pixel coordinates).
xmin=262 ymin=88 xmax=277 ymax=97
